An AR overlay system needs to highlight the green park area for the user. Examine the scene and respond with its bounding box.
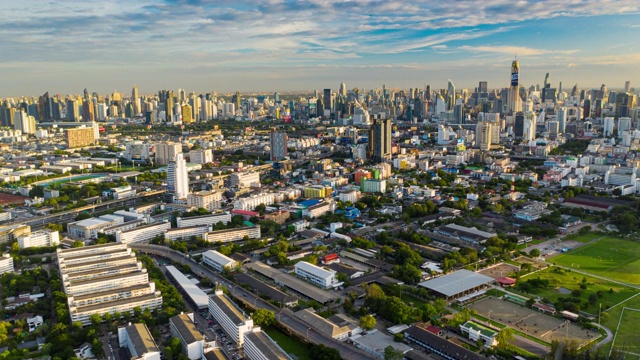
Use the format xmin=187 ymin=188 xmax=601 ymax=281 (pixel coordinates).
xmin=552 ymin=235 xmax=640 ymax=285
xmin=563 ymin=231 xmax=603 ymax=243
xmin=264 ymin=326 xmax=313 ymax=360
xmin=610 ymin=307 xmax=640 ymax=355
xmin=515 ymin=266 xmax=638 ymax=314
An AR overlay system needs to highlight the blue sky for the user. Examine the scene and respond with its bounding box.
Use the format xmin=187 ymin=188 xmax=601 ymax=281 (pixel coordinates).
xmin=1 ymin=0 xmax=639 ymax=96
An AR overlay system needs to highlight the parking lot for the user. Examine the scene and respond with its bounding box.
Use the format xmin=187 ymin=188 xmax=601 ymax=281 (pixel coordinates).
xmin=469 ymin=297 xmax=596 ymax=346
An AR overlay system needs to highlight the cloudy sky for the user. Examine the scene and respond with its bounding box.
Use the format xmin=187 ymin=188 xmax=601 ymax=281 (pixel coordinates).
xmin=1 ymin=0 xmax=639 ymax=96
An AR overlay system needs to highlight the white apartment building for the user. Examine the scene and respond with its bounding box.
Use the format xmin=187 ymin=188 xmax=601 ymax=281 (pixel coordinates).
xmin=187 ymin=191 xmax=223 ymax=212
xmin=301 ymin=201 xmax=335 ymax=219
xmin=116 ymin=221 xmax=171 ymax=244
xmin=208 ymin=290 xmax=254 ymax=346
xmin=164 ymin=225 xmax=210 ymax=242
xmin=234 ymin=192 xmax=275 ymax=211
xmin=102 ymin=220 xmax=145 ymax=236
xmin=244 ymin=328 xmax=292 ymax=360
xmin=361 ymin=179 xmax=387 ymax=193
xmin=338 ymin=190 xmax=360 ymax=204
xmin=168 ymin=153 xmax=189 ymax=200
xmin=0 ymin=254 xmax=14 ymax=275
xmin=155 ymin=142 xmax=182 ymax=166
xmin=229 ymin=172 xmax=260 ymax=189
xmin=67 ymin=215 xmax=125 ymax=240
xmin=205 ymin=226 xmax=261 ymax=243
xmin=118 ymin=323 xmax=161 ymax=360
xmin=188 ymin=149 xmax=213 ymax=164
xmin=294 ymin=261 xmax=340 ymax=289
xmin=17 ymin=229 xmax=60 ymax=248
xmin=202 ymin=250 xmax=238 ymax=272
xmin=58 ymin=243 xmax=162 ymax=326
xmin=176 ymin=212 xmax=231 ymax=228
xmin=169 ymin=313 xmax=205 ymax=360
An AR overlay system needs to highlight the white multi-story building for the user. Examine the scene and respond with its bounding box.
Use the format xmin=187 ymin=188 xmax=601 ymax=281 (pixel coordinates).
xmin=116 ymin=221 xmax=171 ymax=244
xmin=67 ymin=215 xmax=124 ymax=240
xmin=202 ymin=250 xmax=238 ymax=272
xmin=338 ymin=190 xmax=360 ymax=203
xmin=16 ymin=229 xmax=59 ymax=248
xmin=301 ymin=201 xmax=335 ymax=218
xmin=208 ymin=290 xmax=253 ymax=346
xmin=233 ymin=193 xmax=275 ymax=211
xmin=168 ymin=153 xmax=189 ymax=200
xmin=164 ymin=225 xmax=210 ymax=242
xmin=0 ymin=254 xmax=14 ymax=275
xmin=294 ymin=261 xmax=340 ymax=289
xmin=361 ymin=179 xmax=386 ymax=193
xmin=169 ymin=313 xmax=205 ymax=360
xmin=187 ymin=191 xmax=223 ymax=211
xmin=176 ymin=212 xmax=231 ymax=228
xmin=155 ymin=142 xmax=182 ymax=166
xmin=125 ymin=141 xmax=152 ymax=162
xmin=118 ymin=323 xmax=161 ymax=360
xmin=58 ymin=243 xmax=162 ymax=326
xmin=243 ymin=328 xmax=292 ymax=360
xmin=604 ymin=117 xmax=615 ymax=137
xmin=205 ymin=226 xmax=261 ymax=243
xmin=189 ymin=148 xmax=213 ymax=164
xmin=229 ymin=172 xmax=260 ymax=189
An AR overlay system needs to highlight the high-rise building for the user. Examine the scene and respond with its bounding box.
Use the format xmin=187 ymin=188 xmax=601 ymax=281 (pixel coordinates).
xmin=368 ymin=118 xmax=392 ymax=163
xmin=523 ymin=117 xmax=535 ymax=142
xmin=603 ymin=117 xmax=615 ymax=137
xmin=155 ymin=142 xmax=182 ymax=166
xmin=14 ymin=110 xmax=36 ymax=134
xmin=132 ymin=85 xmax=139 ymax=115
xmin=269 ymin=128 xmax=288 ymax=161
xmin=514 ymin=112 xmax=525 ymax=138
xmin=67 ymin=99 xmax=80 ymax=121
xmin=323 ymin=89 xmax=332 ymax=114
xmin=82 ymin=100 xmax=95 ymax=122
xmin=453 ymin=104 xmax=464 ymax=124
xmin=475 ymin=122 xmax=492 ymax=151
xmin=624 ymin=81 xmax=631 ymax=93
xmin=181 ymin=104 xmax=193 ymax=124
xmin=583 ymin=99 xmax=591 ymax=120
xmin=556 ymin=107 xmax=567 ymax=134
xmin=167 ymin=153 xmax=189 ymax=200
xmin=548 ymin=121 xmax=559 ymax=140
xmin=339 ymin=82 xmax=347 ymax=97
xmin=232 ymin=91 xmax=241 ymax=112
xmin=508 ymin=60 xmax=521 ymax=114
xmin=66 ymin=127 xmax=96 ymax=148
xmin=615 ymin=93 xmax=636 ymax=118
xmin=447 ymin=79 xmax=456 ymax=110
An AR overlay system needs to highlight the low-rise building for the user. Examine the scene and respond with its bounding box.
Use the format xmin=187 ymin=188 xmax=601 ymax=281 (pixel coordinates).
xmin=459 ymin=321 xmax=498 ymax=348
xmin=118 ymin=323 xmax=160 ymax=360
xmin=176 ymin=212 xmax=231 ymax=228
xmin=116 ymin=221 xmax=171 ymax=244
xmin=243 ymin=328 xmax=292 ymax=360
xmin=165 ymin=225 xmax=210 ymax=242
xmin=202 ymin=250 xmax=238 ymax=272
xmin=17 ymin=229 xmax=59 ymax=248
xmin=301 ymin=201 xmax=334 ymax=218
xmin=294 ymin=261 xmax=340 ymax=289
xmin=208 ymin=290 xmax=253 ymax=346
xmin=170 ymin=313 xmax=205 ymax=360
xmin=187 ymin=191 xmax=223 ymax=212
xmin=0 ymin=254 xmax=14 ymax=275
xmin=205 ymin=226 xmax=261 ymax=243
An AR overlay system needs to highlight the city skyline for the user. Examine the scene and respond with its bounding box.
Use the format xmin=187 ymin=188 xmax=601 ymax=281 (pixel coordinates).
xmin=1 ymin=1 xmax=639 ymax=96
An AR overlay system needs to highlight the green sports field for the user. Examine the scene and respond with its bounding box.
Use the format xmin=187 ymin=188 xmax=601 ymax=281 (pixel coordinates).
xmin=552 ymin=236 xmax=640 ymax=285
xmin=611 ymin=307 xmax=640 ymax=354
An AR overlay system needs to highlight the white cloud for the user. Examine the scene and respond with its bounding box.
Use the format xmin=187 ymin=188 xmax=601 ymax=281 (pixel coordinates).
xmin=459 ymin=45 xmax=580 ymax=56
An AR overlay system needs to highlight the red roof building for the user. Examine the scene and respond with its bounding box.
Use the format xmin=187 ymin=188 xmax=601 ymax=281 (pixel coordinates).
xmin=321 ymin=253 xmax=339 ymax=265
xmin=496 ymin=276 xmax=516 ymax=287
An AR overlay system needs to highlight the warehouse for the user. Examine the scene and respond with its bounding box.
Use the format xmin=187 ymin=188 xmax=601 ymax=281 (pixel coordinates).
xmin=417 ymin=269 xmax=493 ymax=302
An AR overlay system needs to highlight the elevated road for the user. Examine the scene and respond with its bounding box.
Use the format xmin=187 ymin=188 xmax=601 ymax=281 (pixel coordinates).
xmin=131 ymin=243 xmax=373 ymax=360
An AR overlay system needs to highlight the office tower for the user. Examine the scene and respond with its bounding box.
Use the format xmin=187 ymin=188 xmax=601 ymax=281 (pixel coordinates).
xmin=583 ymin=99 xmax=591 ymax=120
xmin=625 ymin=81 xmax=631 ymax=93
xmin=368 ymin=118 xmax=392 ymax=163
xmin=167 ymin=153 xmax=189 ymax=200
xmin=615 ymin=93 xmax=636 ymax=118
xmin=617 ymin=117 xmax=631 ymax=133
xmin=559 ymin=82 xmax=562 ymax=94
xmin=595 ymin=99 xmax=603 ymax=118
xmin=447 ymin=79 xmax=456 ymax=110
xmin=523 ymin=117 xmax=535 ymax=142
xmin=155 ymin=142 xmax=182 ymax=166
xmin=14 ymin=110 xmax=35 ymax=134
xmin=66 ymin=127 xmax=96 ymax=148
xmin=67 ymin=99 xmax=79 ymax=121
xmin=603 ymin=117 xmax=615 ymax=137
xmin=131 ymin=85 xmax=139 ymax=115
xmin=232 ymin=91 xmax=241 ymax=112
xmin=548 ymin=121 xmax=559 ymax=140
xmin=181 ymin=104 xmax=193 ymax=124
xmin=571 ymin=84 xmax=579 ymax=97
xmin=556 ymin=107 xmax=567 ymax=133
xmin=82 ymin=100 xmax=95 ymax=122
xmin=453 ymin=104 xmax=464 ymax=124
xmin=269 ymin=128 xmax=288 ymax=161
xmin=339 ymin=82 xmax=347 ymax=97
xmin=323 ymin=89 xmax=332 ymax=113
xmin=475 ymin=122 xmax=492 ymax=150
xmin=40 ymin=92 xmax=52 ymax=121
xmin=165 ymin=91 xmax=174 ymax=120
xmin=514 ymin=112 xmax=525 ymax=138
xmin=508 ymin=60 xmax=521 ymax=114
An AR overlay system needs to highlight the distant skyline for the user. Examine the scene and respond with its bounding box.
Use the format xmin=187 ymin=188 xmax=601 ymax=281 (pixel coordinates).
xmin=1 ymin=1 xmax=639 ymax=97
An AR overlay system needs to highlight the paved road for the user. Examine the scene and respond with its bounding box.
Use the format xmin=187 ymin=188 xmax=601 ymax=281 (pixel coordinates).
xmin=591 ymin=322 xmax=613 ymax=349
xmin=132 ymin=244 xmax=373 ymax=360
xmin=511 ymin=334 xmax=549 ymax=357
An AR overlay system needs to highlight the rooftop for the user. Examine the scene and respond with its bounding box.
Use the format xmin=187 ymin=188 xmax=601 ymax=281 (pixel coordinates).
xmin=294 ymin=261 xmax=336 ymax=279
xmin=165 ymin=265 xmax=209 ymax=309
xmin=170 ymin=313 xmax=203 ymax=344
xmin=210 ymin=292 xmax=248 ymax=325
xmin=245 ymin=330 xmax=291 ymax=360
xmin=405 ymin=324 xmax=483 ymax=360
xmin=294 ymin=308 xmax=351 ymax=338
xmin=418 ymin=269 xmax=493 ymax=297
xmin=123 ymin=323 xmax=159 ymax=355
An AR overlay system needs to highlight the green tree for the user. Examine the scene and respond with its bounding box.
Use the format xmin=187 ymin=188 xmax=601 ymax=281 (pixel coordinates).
xmin=529 ymin=248 xmax=541 ymax=257
xmin=252 ymin=308 xmax=276 ymax=328
xmin=496 ymin=327 xmax=515 ymax=349
xmin=0 ymin=321 xmax=9 ymax=344
xmin=384 ymin=345 xmax=403 ymax=360
xmin=359 ymin=314 xmax=376 ymax=331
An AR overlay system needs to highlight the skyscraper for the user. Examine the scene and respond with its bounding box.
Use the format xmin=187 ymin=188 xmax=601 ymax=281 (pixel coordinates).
xmin=556 ymin=107 xmax=567 ymax=134
xmin=368 ymin=118 xmax=392 ymax=163
xmin=583 ymin=99 xmax=591 ymax=120
xmin=339 ymin=82 xmax=347 ymax=97
xmin=269 ymin=128 xmax=288 ymax=161
xmin=132 ymin=85 xmax=140 ymax=115
xmin=155 ymin=142 xmax=182 ymax=166
xmin=167 ymin=153 xmax=189 ymax=200
xmin=447 ymin=79 xmax=456 ymax=110
xmin=615 ymin=93 xmax=636 ymax=118
xmin=475 ymin=122 xmax=492 ymax=151
xmin=323 ymin=89 xmax=332 ymax=114
xmin=67 ymin=99 xmax=79 ymax=121
xmin=625 ymin=81 xmax=631 ymax=93
xmin=514 ymin=112 xmax=525 ymax=138
xmin=508 ymin=59 xmax=521 ymax=114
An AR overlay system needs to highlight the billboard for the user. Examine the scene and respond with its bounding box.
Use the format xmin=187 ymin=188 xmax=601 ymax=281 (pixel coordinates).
xmin=511 ymin=73 xmax=519 ymax=87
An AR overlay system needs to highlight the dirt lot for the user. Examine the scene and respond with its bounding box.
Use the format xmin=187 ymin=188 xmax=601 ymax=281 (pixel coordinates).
xmin=469 ymin=297 xmax=596 ymax=346
xmin=514 ymin=256 xmax=547 ymax=270
xmin=478 ymin=263 xmax=521 ymax=280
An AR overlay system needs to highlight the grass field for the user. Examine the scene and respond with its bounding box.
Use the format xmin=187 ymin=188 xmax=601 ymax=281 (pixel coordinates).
xmin=563 ymin=231 xmax=604 ymax=243
xmin=551 ymin=236 xmax=640 ymax=284
xmin=611 ymin=308 xmax=640 ymax=354
xmin=602 ymin=294 xmax=640 ymax=355
xmin=517 ymin=267 xmax=638 ymax=314
xmin=264 ymin=326 xmax=313 ymax=360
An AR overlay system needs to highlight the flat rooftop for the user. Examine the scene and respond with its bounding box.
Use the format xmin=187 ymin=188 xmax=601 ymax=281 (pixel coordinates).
xmin=124 ymin=323 xmax=159 ymax=355
xmin=418 ymin=269 xmax=493 ymax=297
xmin=234 ymin=273 xmax=297 ymax=304
xmin=245 ymin=331 xmax=291 ymax=360
xmin=165 ymin=265 xmax=209 ymax=309
xmin=210 ymin=293 xmax=247 ymax=325
xmin=67 ymin=270 xmax=146 ymax=287
xmin=63 ymin=253 xmax=136 ymax=271
xmin=75 ymin=293 xmax=161 ymax=313
xmin=71 ymin=283 xmax=152 ymax=302
xmin=170 ymin=313 xmax=203 ymax=344
xmin=66 ymin=263 xmax=139 ymax=280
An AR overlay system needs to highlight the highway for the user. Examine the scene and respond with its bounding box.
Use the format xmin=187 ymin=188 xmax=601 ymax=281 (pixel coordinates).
xmin=131 ymin=243 xmax=373 ymax=360
xmin=16 ymin=190 xmax=166 ymax=230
